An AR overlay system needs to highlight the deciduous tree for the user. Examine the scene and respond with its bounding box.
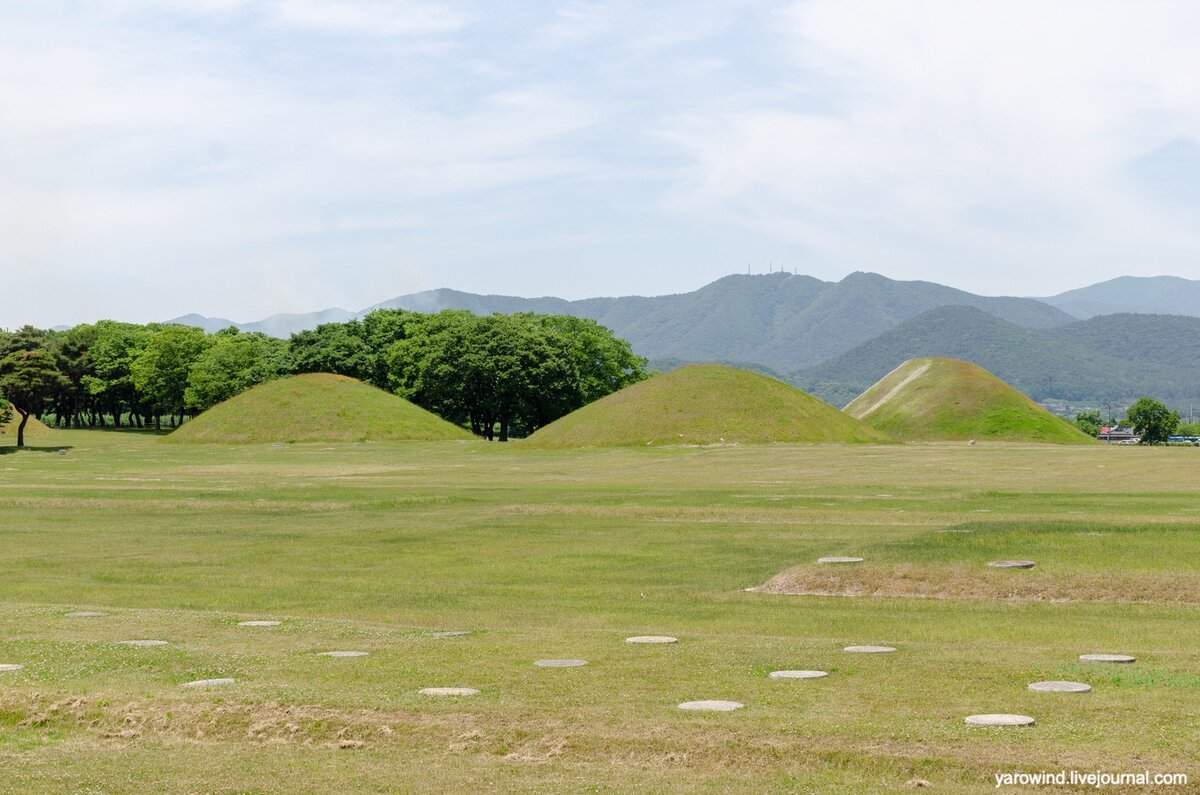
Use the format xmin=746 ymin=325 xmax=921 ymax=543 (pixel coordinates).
xmin=1126 ymin=397 xmax=1179 ymax=445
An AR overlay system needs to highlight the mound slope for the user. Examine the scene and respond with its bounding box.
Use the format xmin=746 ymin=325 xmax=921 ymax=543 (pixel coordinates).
xmin=167 ymin=373 xmax=473 ymax=443
xmin=525 ymin=364 xmax=893 ymax=447
xmin=844 ymin=358 xmax=1093 ymax=443
xmin=0 ymin=412 xmax=52 ymax=440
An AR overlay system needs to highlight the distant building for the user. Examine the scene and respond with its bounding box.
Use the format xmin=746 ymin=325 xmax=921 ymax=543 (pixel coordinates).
xmin=1099 ymin=425 xmax=1137 ymax=443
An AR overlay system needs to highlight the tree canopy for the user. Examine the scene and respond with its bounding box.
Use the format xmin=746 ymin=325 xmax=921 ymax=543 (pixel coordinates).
xmin=1126 ymin=396 xmax=1179 ymax=445
xmin=0 ymin=309 xmax=648 ymax=442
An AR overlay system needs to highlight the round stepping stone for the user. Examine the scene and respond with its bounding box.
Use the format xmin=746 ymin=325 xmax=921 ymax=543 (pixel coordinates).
xmin=844 ymin=645 xmax=896 ymax=653
xmin=182 ymin=678 xmax=235 ymax=688
xmin=118 ymin=640 xmax=169 ymax=647
xmin=0 ymin=664 xmax=23 ymax=672
xmin=535 ymin=659 xmax=588 ymax=668
xmin=769 ymin=670 xmax=828 ymax=680
xmin=964 ymin=713 xmax=1035 ymax=727
xmin=1080 ymin=653 xmax=1136 ymax=664
xmin=318 ymin=651 xmax=368 ymax=658
xmin=429 ymin=631 xmax=470 ymax=638
xmin=626 ymin=636 xmax=677 ymax=644
xmin=1029 ymin=681 xmax=1091 ymax=693
xmin=419 ymin=687 xmax=479 ymax=696
xmin=65 ymin=611 xmax=108 ymax=618
xmin=238 ymin=620 xmax=280 ymax=627
xmin=987 ymin=560 xmax=1036 ymax=569
xmin=818 ymin=556 xmax=863 ymax=564
xmin=678 ymin=700 xmax=744 ymax=712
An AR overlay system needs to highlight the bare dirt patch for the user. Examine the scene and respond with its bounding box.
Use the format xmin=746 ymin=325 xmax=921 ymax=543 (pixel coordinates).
xmin=751 ymin=563 xmax=1200 ymax=604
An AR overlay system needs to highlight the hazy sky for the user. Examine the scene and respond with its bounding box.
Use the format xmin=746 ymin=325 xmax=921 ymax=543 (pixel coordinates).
xmin=3 ymin=1 xmax=1200 ymax=326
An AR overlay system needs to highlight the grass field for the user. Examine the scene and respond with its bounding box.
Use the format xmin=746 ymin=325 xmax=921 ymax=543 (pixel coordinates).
xmin=1 ymin=432 xmax=1197 ymax=793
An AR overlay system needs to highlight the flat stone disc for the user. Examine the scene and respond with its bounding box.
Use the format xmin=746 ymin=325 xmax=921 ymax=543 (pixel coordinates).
xmin=238 ymin=620 xmax=280 ymax=627
xmin=965 ymin=713 xmax=1035 ymax=727
xmin=535 ymin=659 xmax=588 ymax=667
xmin=844 ymin=645 xmax=896 ymax=653
xmin=988 ymin=560 xmax=1036 ymax=569
xmin=118 ymin=640 xmax=169 ymax=647
xmin=420 ymin=687 xmax=479 ymax=696
xmin=0 ymin=664 xmax=23 ymax=672
xmin=318 ymin=651 xmax=368 ymax=658
xmin=769 ymin=670 xmax=828 ymax=679
xmin=65 ymin=611 xmax=108 ymax=618
xmin=678 ymin=700 xmax=744 ymax=712
xmin=1080 ymin=653 xmax=1136 ymax=664
xmin=429 ymin=631 xmax=470 ymax=637
xmin=182 ymin=678 xmax=235 ymax=688
xmin=818 ymin=556 xmax=864 ymax=564
xmin=626 ymin=636 xmax=677 ymax=644
xmin=1029 ymin=680 xmax=1091 ymax=693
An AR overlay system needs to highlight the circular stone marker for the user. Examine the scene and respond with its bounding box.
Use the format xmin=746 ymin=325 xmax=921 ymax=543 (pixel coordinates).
xmin=0 ymin=664 xmax=23 ymax=672
xmin=535 ymin=659 xmax=588 ymax=668
xmin=428 ymin=631 xmax=470 ymax=638
xmin=182 ymin=678 xmax=235 ymax=688
xmin=987 ymin=560 xmax=1036 ymax=569
xmin=769 ymin=670 xmax=828 ymax=680
xmin=1080 ymin=653 xmax=1136 ymax=664
xmin=65 ymin=611 xmax=108 ymax=618
xmin=1029 ymin=680 xmax=1091 ymax=693
xmin=318 ymin=651 xmax=368 ymax=658
xmin=818 ymin=556 xmax=864 ymax=564
xmin=419 ymin=687 xmax=479 ymax=696
xmin=844 ymin=645 xmax=896 ymax=653
xmin=965 ymin=714 xmax=1035 ymax=727
xmin=118 ymin=640 xmax=169 ymax=647
xmin=626 ymin=636 xmax=678 ymax=644
xmin=238 ymin=620 xmax=280 ymax=627
xmin=678 ymin=700 xmax=744 ymax=712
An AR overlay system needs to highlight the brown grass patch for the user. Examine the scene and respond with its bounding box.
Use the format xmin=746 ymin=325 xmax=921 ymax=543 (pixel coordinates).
xmin=3 ymin=690 xmax=1190 ymax=779
xmin=752 ymin=563 xmax=1200 ymax=604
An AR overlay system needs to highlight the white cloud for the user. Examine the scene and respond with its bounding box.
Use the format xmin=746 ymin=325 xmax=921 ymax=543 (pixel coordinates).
xmin=271 ymin=0 xmax=467 ymax=36
xmin=660 ymin=0 xmax=1200 ymax=292
xmin=4 ymin=0 xmax=1200 ymax=326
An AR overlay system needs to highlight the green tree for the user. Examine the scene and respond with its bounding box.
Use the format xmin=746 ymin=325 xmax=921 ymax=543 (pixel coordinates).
xmin=0 ymin=348 xmax=68 ymax=446
xmin=185 ymin=330 xmax=288 ymax=411
xmin=1073 ymin=409 xmax=1102 ymax=437
xmin=131 ymin=325 xmax=211 ymax=426
xmin=1126 ymin=397 xmax=1179 ymax=445
xmin=287 ymin=322 xmax=372 ymax=381
xmin=84 ymin=321 xmax=153 ymax=427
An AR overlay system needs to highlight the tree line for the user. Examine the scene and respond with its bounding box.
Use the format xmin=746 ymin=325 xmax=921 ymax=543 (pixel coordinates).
xmin=0 ymin=310 xmax=648 ymax=446
xmin=1073 ymin=397 xmax=1185 ymax=445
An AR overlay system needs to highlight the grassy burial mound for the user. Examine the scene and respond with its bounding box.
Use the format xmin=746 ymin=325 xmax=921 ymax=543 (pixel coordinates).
xmin=845 ymin=357 xmax=1093 ymax=443
xmin=526 ymin=364 xmax=893 ymax=447
xmin=0 ymin=411 xmax=52 ymax=442
xmin=167 ymin=373 xmax=473 ymax=443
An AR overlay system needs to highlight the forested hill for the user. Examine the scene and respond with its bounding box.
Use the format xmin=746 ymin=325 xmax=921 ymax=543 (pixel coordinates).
xmin=172 ymin=272 xmax=1072 ymax=372
xmin=366 ymin=271 xmax=1075 ymax=370
xmin=796 ymin=306 xmax=1200 ymax=407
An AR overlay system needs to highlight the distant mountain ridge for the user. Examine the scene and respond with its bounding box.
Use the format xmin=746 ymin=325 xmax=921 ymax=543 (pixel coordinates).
xmin=165 ymin=271 xmax=1200 ymax=407
xmin=169 ymin=271 xmax=1073 ymax=371
xmin=1040 ymin=275 xmax=1200 ymax=319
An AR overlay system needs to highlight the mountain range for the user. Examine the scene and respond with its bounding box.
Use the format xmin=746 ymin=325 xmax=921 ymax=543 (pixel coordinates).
xmin=168 ymin=272 xmax=1200 ymax=408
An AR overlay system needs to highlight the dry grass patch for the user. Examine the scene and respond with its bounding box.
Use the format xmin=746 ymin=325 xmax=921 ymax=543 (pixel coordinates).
xmin=753 ymin=563 xmax=1200 ymax=604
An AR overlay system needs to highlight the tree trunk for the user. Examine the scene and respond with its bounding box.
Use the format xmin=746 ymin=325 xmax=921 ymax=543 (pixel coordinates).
xmin=499 ymin=416 xmax=509 ymax=442
xmin=16 ymin=410 xmax=29 ymax=448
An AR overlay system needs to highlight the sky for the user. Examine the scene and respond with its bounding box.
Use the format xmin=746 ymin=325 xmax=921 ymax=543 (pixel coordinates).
xmin=2 ymin=0 xmax=1200 ymax=326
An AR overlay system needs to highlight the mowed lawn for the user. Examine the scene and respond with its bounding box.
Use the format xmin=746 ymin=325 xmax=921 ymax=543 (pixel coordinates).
xmin=0 ymin=432 xmax=1198 ymax=793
